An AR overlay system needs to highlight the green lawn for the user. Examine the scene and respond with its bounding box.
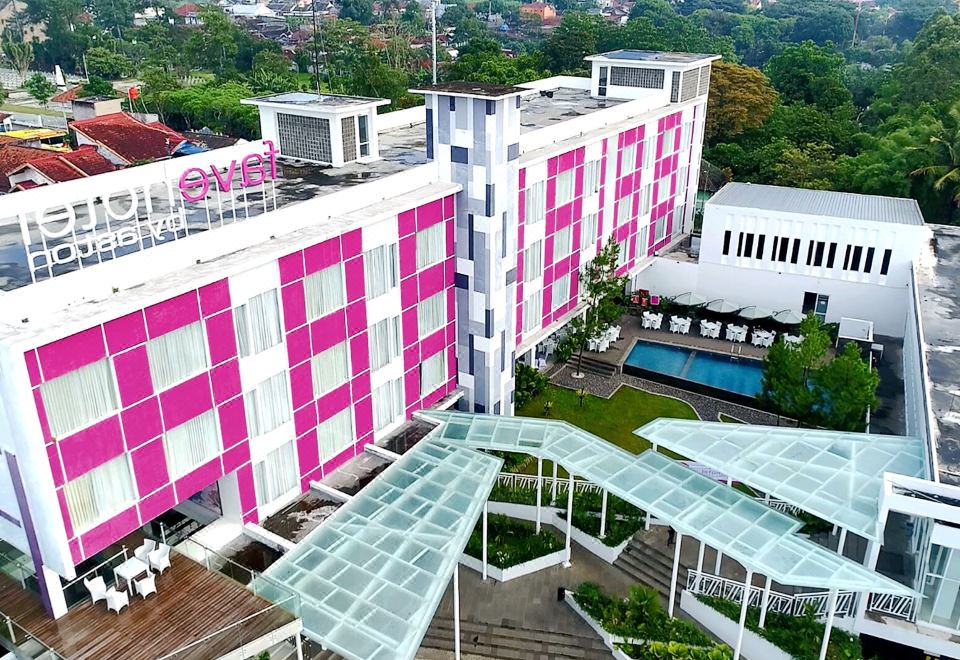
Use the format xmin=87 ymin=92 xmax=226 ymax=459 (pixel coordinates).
xmin=515 ymin=385 xmax=697 ymax=475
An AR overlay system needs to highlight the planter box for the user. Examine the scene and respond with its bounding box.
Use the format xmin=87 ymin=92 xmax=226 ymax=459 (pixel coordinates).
xmin=568 ymin=524 xmax=631 ymax=564
xmin=680 ymin=591 xmax=793 ymax=660
xmin=460 ymin=548 xmax=567 ymax=582
xmin=564 ymin=590 xmax=625 ymax=650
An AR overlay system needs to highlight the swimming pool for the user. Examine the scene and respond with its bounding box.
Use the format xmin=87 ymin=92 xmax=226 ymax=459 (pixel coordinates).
xmin=623 ymin=340 xmax=765 ymax=398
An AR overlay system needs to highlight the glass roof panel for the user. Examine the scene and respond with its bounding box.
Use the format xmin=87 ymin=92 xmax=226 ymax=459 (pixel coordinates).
xmin=637 ymin=418 xmax=926 ymax=540
xmin=256 ymin=438 xmax=502 ymax=660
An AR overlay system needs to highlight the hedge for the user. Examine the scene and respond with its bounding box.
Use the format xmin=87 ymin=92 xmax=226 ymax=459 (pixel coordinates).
xmin=464 ymin=514 xmax=563 ymax=568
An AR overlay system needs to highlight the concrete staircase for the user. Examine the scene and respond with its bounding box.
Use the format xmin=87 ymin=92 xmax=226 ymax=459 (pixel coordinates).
xmin=568 ymin=355 xmax=618 ymax=378
xmin=613 ymin=535 xmax=687 ymax=605
xmin=421 ymin=617 xmax=613 ymax=659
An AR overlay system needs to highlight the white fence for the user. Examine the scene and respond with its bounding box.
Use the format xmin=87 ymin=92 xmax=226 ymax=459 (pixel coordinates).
xmin=6 ymin=113 xmax=68 ymax=130
xmin=686 ymin=570 xmax=858 ymax=619
xmin=0 ymin=67 xmax=57 ymax=89
xmin=867 ymin=592 xmax=918 ymax=622
xmin=496 ymin=472 xmax=604 ymax=495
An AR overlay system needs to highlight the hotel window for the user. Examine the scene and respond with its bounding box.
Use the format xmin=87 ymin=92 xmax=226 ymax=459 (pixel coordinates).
xmin=363 ymin=243 xmax=399 ymax=299
xmin=654 ymin=216 xmax=667 ymax=243
xmin=777 ymin=237 xmax=790 ymax=262
xmin=610 ymin=66 xmax=664 ymax=89
xmin=372 ymin=378 xmax=403 ymax=431
xmin=358 ymin=115 xmax=370 ymax=157
xmin=813 ymin=241 xmax=826 ymax=267
xmin=657 ymin=175 xmax=672 ymax=200
xmin=740 ymin=233 xmax=754 ymax=258
xmin=806 ymin=241 xmax=815 ymax=266
xmin=524 ymin=241 xmax=543 ymax=283
xmin=39 ymin=358 xmax=119 ymax=438
xmin=63 ymin=454 xmax=136 ymax=532
xmin=524 ymin=181 xmax=546 ymax=225
xmin=311 ymin=341 xmax=350 ymax=397
xmin=304 ymin=263 xmax=345 ymax=321
xmin=581 ymin=213 xmax=598 ymax=250
xmin=827 ymin=243 xmax=838 ymax=268
xmin=850 ymin=246 xmax=864 ymax=271
xmin=522 ymin=290 xmax=542 ymax=334
xmin=318 ymin=408 xmax=353 ymax=460
xmin=636 ymin=223 xmax=650 ymax=260
xmin=617 ymin=196 xmax=632 ymax=226
xmin=676 ymin=166 xmax=689 ymax=198
xmin=254 ymin=441 xmax=298 ymax=508
xmin=864 ymin=247 xmax=875 ymax=273
xmin=616 ymin=239 xmax=629 ymax=268
xmin=555 ymin=169 xmax=575 ymax=206
xmin=639 ymin=183 xmax=653 ymax=216
xmin=553 ymin=273 xmax=571 ymax=306
xmin=235 ymin=289 xmax=283 ymax=358
xmin=790 ymin=238 xmax=801 ymax=265
xmin=553 ymin=226 xmax=573 ymax=262
xmin=722 ymin=230 xmax=731 ymax=256
xmin=163 ymin=410 xmax=221 ymax=479
xmin=680 ymin=123 xmax=692 ymax=152
xmin=642 ymin=136 xmax=656 ymax=170
xmin=146 ymin=321 xmax=208 ymax=391
xmin=420 ymin=351 xmax=447 ymax=397
xmin=244 ymin=372 xmax=292 ymax=438
xmin=369 ymin=316 xmax=401 ymax=371
xmin=843 ymin=245 xmax=852 ymax=270
xmin=416 ymin=223 xmax=445 ymax=270
xmin=418 ymin=291 xmax=446 ymax=338
xmin=755 ymin=234 xmax=766 ymax=259
xmin=584 ymin=160 xmax=601 ymax=195
xmin=621 ymin=143 xmax=637 ymax=174
xmin=661 ymin=128 xmax=676 ymax=154
xmin=880 ymin=248 xmax=892 ymax=275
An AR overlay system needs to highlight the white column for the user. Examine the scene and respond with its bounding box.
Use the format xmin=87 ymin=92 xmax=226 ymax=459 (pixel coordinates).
xmin=837 ymin=527 xmax=848 ymax=558
xmin=564 ymin=473 xmax=574 ymax=567
xmin=453 ymin=565 xmax=461 ymax=660
xmin=482 ymin=502 xmax=488 ymax=581
xmin=668 ymin=531 xmax=683 ymax=618
xmin=714 ymin=549 xmax=723 ymax=575
xmin=733 ymin=570 xmax=753 ymax=660
xmin=40 ymin=567 xmax=67 ymax=618
xmin=535 ymin=457 xmax=543 ymax=534
xmin=759 ymin=576 xmax=772 ymax=628
xmin=296 ymin=633 xmax=304 ymax=660
xmin=818 ymin=589 xmax=839 ymax=660
xmin=551 ymin=462 xmax=558 ymax=505
xmin=694 ymin=540 xmax=705 ymax=590
xmin=599 ymin=489 xmax=608 ymax=540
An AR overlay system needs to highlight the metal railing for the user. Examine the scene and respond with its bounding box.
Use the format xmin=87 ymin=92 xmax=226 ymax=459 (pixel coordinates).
xmin=686 ymin=570 xmax=857 ymax=619
xmin=867 ymin=592 xmax=918 ymax=622
xmin=753 ymin=497 xmax=804 ymax=517
xmin=0 ymin=610 xmax=65 ymax=659
xmin=62 ymin=548 xmax=128 ymax=592
xmin=496 ymin=473 xmax=604 ymax=495
xmin=0 ymin=548 xmax=35 ymax=589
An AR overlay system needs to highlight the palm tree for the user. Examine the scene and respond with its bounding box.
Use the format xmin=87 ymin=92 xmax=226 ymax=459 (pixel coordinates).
xmin=911 ymin=101 xmax=960 ymax=224
xmin=4 ymin=39 xmax=34 ymax=81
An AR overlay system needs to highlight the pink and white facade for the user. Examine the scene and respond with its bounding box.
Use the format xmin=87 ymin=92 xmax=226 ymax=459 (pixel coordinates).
xmin=0 ymin=49 xmax=714 ymax=618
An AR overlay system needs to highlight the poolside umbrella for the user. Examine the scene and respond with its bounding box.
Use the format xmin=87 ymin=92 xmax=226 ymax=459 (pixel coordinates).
xmin=672 ymin=292 xmax=707 ymax=307
xmin=705 ymin=299 xmax=740 ymax=314
xmin=773 ymin=309 xmax=804 ymax=325
xmin=738 ymin=306 xmax=773 ymax=321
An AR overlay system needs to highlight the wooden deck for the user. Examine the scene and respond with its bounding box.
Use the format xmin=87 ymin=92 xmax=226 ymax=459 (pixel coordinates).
xmin=0 ymin=554 xmax=296 ymax=659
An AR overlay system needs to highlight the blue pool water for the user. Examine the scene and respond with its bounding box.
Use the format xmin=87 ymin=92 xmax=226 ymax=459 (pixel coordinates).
xmin=624 ymin=340 xmax=764 ymax=397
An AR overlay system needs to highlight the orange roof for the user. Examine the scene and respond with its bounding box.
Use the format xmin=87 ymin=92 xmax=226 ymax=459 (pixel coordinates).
xmin=69 ymin=113 xmax=185 ymax=164
xmin=0 ymin=144 xmax=57 ymax=190
xmin=5 ymin=145 xmax=117 ymax=188
xmin=174 ymin=2 xmax=201 ymax=14
xmin=51 ymin=86 xmax=82 ymax=104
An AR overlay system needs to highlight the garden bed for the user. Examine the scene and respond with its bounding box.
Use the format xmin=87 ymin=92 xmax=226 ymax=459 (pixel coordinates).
xmin=461 ymin=515 xmax=566 ymax=582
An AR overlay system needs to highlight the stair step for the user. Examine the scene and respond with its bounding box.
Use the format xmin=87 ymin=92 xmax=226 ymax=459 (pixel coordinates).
xmin=424 ymin=618 xmax=612 ymax=659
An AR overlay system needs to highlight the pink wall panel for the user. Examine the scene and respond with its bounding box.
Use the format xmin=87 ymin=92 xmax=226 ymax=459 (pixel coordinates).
xmin=104 ymin=312 xmax=147 ymax=355
xmin=206 ymin=310 xmax=238 ymax=366
xmin=113 ymin=346 xmax=153 ymax=408
xmin=349 ymin=334 xmax=369 ymax=376
xmin=159 ymin=374 xmax=213 ymax=428
xmin=138 ymin=485 xmax=175 ymax=525
xmin=199 ymin=280 xmax=231 ymax=316
xmin=38 ymin=327 xmax=105 ymax=381
xmin=131 ymin=438 xmax=170 ymax=495
xmin=345 ymin=302 xmax=366 ymax=338
xmin=281 ymin=282 xmax=307 ymax=333
xmin=317 ymin=383 xmax=351 ymax=423
xmin=304 ymin=238 xmax=341 ymax=275
xmin=279 ymin=251 xmax=305 ymax=285
xmin=344 ymin=256 xmax=365 ymax=302
xmin=121 ymin=397 xmax=162 ymax=450
xmin=59 ymin=416 xmax=124 ymax=480
xmin=174 ymin=458 xmax=222 ymax=501
xmin=341 ymin=229 xmax=363 ymax=259
xmin=80 ymin=505 xmax=139 ymax=559
xmin=216 ymin=397 xmax=248 ymax=448
xmin=145 ymin=291 xmax=200 ymax=338
xmin=210 ymin=360 xmax=241 ymax=405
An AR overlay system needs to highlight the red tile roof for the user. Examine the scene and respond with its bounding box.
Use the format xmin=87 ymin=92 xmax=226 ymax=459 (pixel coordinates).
xmin=0 ymin=144 xmax=56 ymax=190
xmin=51 ymin=86 xmax=82 ymax=104
xmin=3 ymin=145 xmax=117 ymax=189
xmin=69 ymin=113 xmax=186 ymax=164
xmin=174 ymin=2 xmax=201 ymax=15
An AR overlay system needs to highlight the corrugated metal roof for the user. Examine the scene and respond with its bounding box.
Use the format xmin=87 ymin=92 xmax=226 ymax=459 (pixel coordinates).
xmin=708 ymin=183 xmax=925 ymax=226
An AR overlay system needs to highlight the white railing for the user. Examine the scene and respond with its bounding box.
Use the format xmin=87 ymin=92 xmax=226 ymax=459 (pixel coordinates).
xmin=755 ymin=497 xmax=804 ymax=517
xmin=496 ymin=472 xmax=604 ymax=495
xmin=867 ymin=592 xmax=918 ymax=622
xmin=686 ymin=570 xmax=857 ymax=619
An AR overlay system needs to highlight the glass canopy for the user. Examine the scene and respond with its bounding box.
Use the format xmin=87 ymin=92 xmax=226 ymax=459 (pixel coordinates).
xmin=636 ymin=419 xmax=926 ymax=541
xmin=424 ymin=411 xmax=915 ymax=596
xmin=255 ymin=438 xmax=502 ymax=660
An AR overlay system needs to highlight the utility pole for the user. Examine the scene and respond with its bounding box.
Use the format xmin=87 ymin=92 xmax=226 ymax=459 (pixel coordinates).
xmin=311 ymin=0 xmax=322 ymax=94
xmin=431 ymin=0 xmax=437 ymax=84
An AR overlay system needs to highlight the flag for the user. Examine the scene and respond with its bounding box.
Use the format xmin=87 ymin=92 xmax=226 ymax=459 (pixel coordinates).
xmin=128 ymin=86 xmax=140 ymax=100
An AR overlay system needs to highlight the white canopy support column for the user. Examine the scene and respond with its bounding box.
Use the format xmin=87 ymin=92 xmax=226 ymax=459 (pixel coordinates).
xmin=714 ymin=549 xmax=723 ymax=575
xmin=733 ymin=569 xmax=753 ymax=660
xmin=296 ymin=633 xmax=304 ymax=660
xmin=758 ymin=576 xmax=771 ymax=628
xmin=482 ymin=502 xmax=488 ymax=581
xmin=535 ymin=457 xmax=543 ymax=533
xmin=453 ymin=565 xmax=461 ymax=660
xmin=694 ymin=540 xmax=705 ymax=590
xmin=599 ymin=489 xmax=608 ymax=540
xmin=818 ymin=588 xmax=839 ymax=660
xmin=837 ymin=527 xmax=848 ymax=558
xmin=564 ymin=472 xmax=574 ymax=567
xmin=668 ymin=531 xmax=683 ymax=618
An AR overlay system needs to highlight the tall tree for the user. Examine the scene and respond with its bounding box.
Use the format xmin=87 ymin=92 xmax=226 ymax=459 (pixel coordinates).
xmin=911 ymin=101 xmax=960 ymax=224
xmin=568 ymin=239 xmax=628 ymax=379
xmin=894 ymin=12 xmax=960 ymax=105
xmin=4 ymin=40 xmax=34 ymax=78
xmin=813 ymin=342 xmax=879 ymax=432
xmin=184 ymin=8 xmax=240 ymax=75
xmin=764 ymin=41 xmax=853 ymax=113
xmin=704 ymin=60 xmax=778 ymax=144
xmin=760 ymin=313 xmax=830 ymax=425
xmin=339 ymin=0 xmax=374 ymax=25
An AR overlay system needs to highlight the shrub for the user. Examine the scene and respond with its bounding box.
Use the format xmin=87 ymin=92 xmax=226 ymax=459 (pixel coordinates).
xmin=464 ymin=515 xmax=564 ymax=568
xmin=515 ymin=362 xmax=549 ymax=408
xmin=619 ymin=641 xmax=733 ymax=659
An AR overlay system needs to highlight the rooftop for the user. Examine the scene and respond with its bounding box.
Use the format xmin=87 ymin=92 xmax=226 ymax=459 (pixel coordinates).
xmin=586 ymin=49 xmax=718 ymax=65
xmin=69 ymin=112 xmax=186 ymax=163
xmin=242 ymin=91 xmax=390 ymax=110
xmin=708 ymin=182 xmax=926 ymax=226
xmin=518 ymin=86 xmax=626 ymax=133
xmin=411 ymin=81 xmax=526 ymax=99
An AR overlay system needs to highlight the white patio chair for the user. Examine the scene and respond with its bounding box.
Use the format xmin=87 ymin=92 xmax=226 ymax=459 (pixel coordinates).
xmin=135 ymin=572 xmax=157 ymax=600
xmin=679 ymin=319 xmax=691 ymax=335
xmin=83 ymin=575 xmax=108 ymax=606
xmin=148 ymin=544 xmax=171 ymax=574
xmin=653 ymin=314 xmax=663 ymax=330
xmin=106 ymin=588 xmax=129 ymax=614
xmin=134 ymin=539 xmax=156 ymax=562
xmin=610 ymin=325 xmax=621 ymax=342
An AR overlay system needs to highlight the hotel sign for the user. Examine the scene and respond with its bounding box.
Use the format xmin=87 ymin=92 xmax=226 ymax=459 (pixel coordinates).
xmin=6 ymin=141 xmax=280 ymax=288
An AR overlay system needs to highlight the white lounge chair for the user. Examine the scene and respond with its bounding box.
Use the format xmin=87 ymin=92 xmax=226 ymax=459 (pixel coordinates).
xmin=83 ymin=575 xmax=108 ymax=606
xmin=106 ymin=587 xmax=129 ymax=614
xmin=134 ymin=539 xmax=156 ymax=562
xmin=135 ymin=572 xmax=157 ymax=599
xmin=148 ymin=544 xmax=171 ymax=574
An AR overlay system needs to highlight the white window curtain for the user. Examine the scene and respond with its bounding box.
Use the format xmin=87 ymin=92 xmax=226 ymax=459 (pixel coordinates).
xmin=642 ymin=136 xmax=656 ymax=170
xmin=372 ymin=378 xmax=403 ymax=432
xmin=584 ymin=160 xmax=601 ymax=195
xmin=522 ymin=290 xmax=542 ymax=334
xmin=418 ymin=291 xmax=446 ymax=338
xmin=318 ymin=408 xmax=353 ymax=460
xmin=304 ymin=263 xmax=345 ymax=321
xmin=617 ymin=240 xmax=629 ymax=268
xmin=681 ymin=123 xmax=692 ymax=151
xmin=363 ymin=243 xmax=399 ymax=299
xmin=235 ymin=289 xmax=283 ymax=358
xmin=636 ymin=224 xmax=650 ymax=260
xmin=163 ymin=410 xmax=221 ymax=479
xmin=524 ymin=181 xmax=545 ymax=224
xmin=420 ymin=351 xmax=446 ymax=398
xmin=553 ymin=273 xmax=571 ymax=306
xmin=622 ymin=144 xmax=637 ymax=174
xmin=677 ymin=166 xmax=689 ymax=199
xmin=555 ymin=170 xmax=575 ymax=206
xmin=369 ymin=316 xmax=402 ymax=371
xmin=553 ymin=226 xmax=572 ymax=262
xmin=311 ymin=341 xmax=350 ymax=397
xmin=254 ymin=441 xmax=298 ymax=508
xmin=640 ymin=184 xmax=653 ymax=216
xmin=146 ymin=321 xmax=208 ymax=391
xmin=581 ymin=213 xmax=598 ymax=250
xmin=663 ymin=127 xmax=676 ymax=154
xmin=657 ymin=175 xmax=672 ymax=201
xmin=416 ymin=223 xmax=445 ymax=270
xmin=39 ymin=359 xmax=119 ymax=438
xmin=244 ymin=372 xmax=292 ymax=438
xmin=655 ymin=216 xmax=668 ymax=243
xmin=617 ymin=197 xmax=631 ymax=226
xmin=63 ymin=454 xmax=136 ymax=532
xmin=524 ymin=241 xmax=542 ymax=283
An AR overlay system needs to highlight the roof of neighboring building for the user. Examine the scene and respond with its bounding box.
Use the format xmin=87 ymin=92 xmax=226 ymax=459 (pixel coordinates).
xmin=174 ymin=1 xmax=201 ymax=14
xmin=6 ymin=146 xmax=117 ymax=186
xmin=708 ymin=182 xmax=926 ymax=227
xmin=586 ymin=49 xmax=719 ymax=64
xmin=242 ymin=91 xmax=389 ymax=110
xmin=181 ymin=130 xmax=241 ymax=150
xmin=0 ymin=144 xmax=56 ymax=188
xmin=411 ymin=81 xmax=526 ymax=99
xmin=51 ymin=85 xmax=83 ymax=104
xmin=69 ymin=112 xmax=186 ymax=163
